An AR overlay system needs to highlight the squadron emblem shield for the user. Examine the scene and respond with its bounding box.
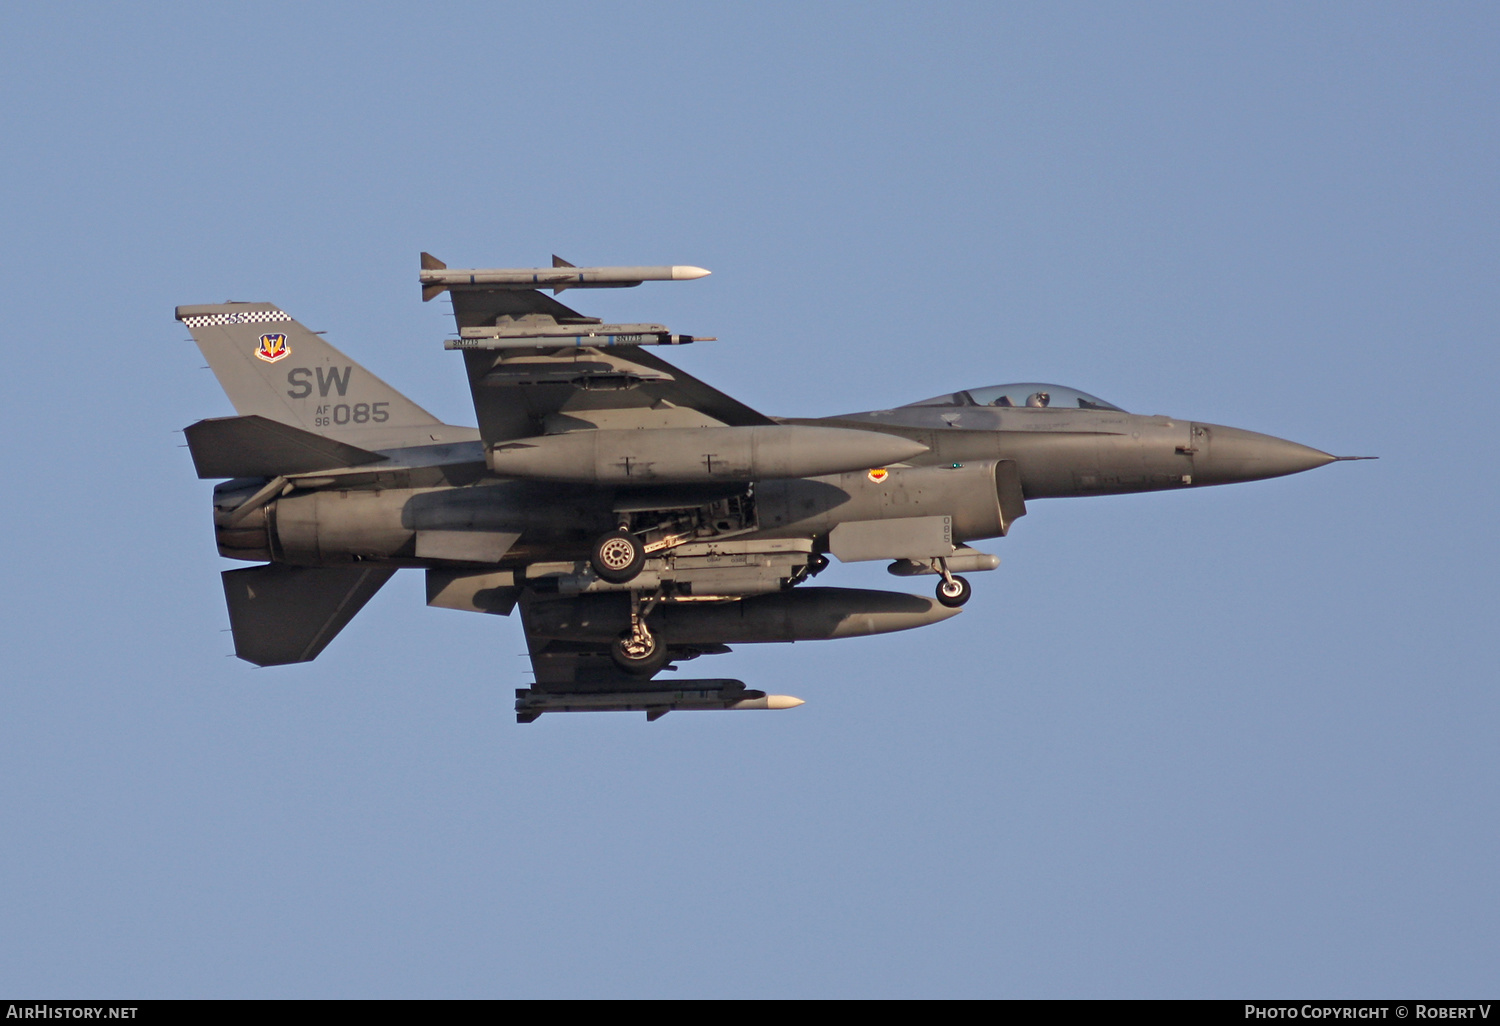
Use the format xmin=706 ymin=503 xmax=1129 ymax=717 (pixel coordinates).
xmin=255 ymin=333 xmax=290 ymax=363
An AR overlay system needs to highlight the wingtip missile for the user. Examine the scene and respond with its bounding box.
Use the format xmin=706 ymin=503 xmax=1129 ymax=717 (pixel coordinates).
xmin=419 ymin=257 xmax=713 ymax=296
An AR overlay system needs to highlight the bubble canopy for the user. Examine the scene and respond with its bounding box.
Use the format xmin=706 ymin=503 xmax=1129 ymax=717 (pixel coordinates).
xmin=903 ymin=383 xmax=1126 ymax=412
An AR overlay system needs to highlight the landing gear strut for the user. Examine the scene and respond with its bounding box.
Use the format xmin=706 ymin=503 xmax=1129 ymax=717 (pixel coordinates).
xmin=934 ymin=557 xmax=972 ymax=608
xmin=610 ymin=590 xmax=669 ymax=677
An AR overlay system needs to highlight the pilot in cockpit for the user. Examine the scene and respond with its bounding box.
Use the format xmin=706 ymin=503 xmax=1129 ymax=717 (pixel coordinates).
xmin=906 ymin=384 xmax=1124 ymax=413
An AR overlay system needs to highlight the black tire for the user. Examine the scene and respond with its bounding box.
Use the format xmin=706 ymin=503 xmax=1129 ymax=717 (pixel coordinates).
xmin=610 ymin=630 xmax=669 ymax=677
xmin=590 ymin=529 xmax=645 ymax=583
xmin=936 ymin=575 xmax=972 ymax=608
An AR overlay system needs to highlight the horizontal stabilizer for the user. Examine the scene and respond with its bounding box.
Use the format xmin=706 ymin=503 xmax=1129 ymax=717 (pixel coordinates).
xmin=222 ymin=564 xmax=395 ymax=666
xmin=185 ymin=415 xmax=387 ymax=478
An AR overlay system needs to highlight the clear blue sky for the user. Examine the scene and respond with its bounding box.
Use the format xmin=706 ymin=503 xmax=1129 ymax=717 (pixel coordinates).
xmin=1 ymin=2 xmax=1496 ymax=998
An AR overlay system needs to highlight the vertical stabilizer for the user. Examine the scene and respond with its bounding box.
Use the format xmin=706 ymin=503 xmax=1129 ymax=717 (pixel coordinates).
xmin=177 ymin=302 xmax=460 ymax=447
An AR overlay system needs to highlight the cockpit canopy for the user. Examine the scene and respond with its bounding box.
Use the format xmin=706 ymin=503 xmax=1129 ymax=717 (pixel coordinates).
xmin=903 ymin=382 xmax=1126 ymax=412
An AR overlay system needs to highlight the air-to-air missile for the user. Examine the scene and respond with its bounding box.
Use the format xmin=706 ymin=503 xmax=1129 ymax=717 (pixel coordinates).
xmin=419 ymin=252 xmax=709 ymax=300
xmin=445 ymin=326 xmax=710 ymax=349
xmin=419 ymin=263 xmax=711 ymax=289
xmin=514 ymin=681 xmax=804 ymax=723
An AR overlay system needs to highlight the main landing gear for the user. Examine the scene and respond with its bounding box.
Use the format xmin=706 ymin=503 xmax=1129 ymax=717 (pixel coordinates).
xmin=590 ymin=528 xmax=645 ymax=584
xmin=588 ymin=527 xmax=665 ymax=675
xmin=610 ymin=589 xmax=668 ymax=676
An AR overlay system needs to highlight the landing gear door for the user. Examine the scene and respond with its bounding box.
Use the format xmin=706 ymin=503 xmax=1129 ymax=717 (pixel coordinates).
xmin=1187 ymin=423 xmax=1211 ymax=482
xmin=994 ymin=459 xmax=1027 ymax=535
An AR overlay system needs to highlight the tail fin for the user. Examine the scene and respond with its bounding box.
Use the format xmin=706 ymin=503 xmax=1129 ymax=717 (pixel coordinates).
xmin=178 ymin=302 xmax=452 ymax=447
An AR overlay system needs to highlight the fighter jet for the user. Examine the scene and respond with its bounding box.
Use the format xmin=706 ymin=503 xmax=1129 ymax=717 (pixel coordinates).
xmin=180 ymin=255 xmax=1364 ymax=721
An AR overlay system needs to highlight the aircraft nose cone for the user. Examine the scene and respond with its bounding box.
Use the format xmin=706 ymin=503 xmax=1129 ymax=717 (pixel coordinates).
xmin=1193 ymin=424 xmax=1336 ymax=485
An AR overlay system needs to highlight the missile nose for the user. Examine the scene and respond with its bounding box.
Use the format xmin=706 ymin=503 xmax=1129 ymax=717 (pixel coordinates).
xmin=670 ymin=265 xmax=711 ymax=280
xmin=1192 ymin=424 xmax=1337 ymax=485
xmin=764 ymin=696 xmax=805 ymax=710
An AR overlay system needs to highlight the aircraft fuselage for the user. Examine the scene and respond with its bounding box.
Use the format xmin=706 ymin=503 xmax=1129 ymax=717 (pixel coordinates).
xmin=809 ymin=404 xmax=1334 ymax=498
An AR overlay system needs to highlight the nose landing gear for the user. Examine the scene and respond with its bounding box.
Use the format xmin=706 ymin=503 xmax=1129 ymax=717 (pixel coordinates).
xmin=934 ymin=557 xmax=972 ymax=608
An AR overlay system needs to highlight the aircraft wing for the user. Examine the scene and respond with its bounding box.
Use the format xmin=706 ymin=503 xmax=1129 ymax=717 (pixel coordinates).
xmin=426 ymin=255 xmax=775 ymax=445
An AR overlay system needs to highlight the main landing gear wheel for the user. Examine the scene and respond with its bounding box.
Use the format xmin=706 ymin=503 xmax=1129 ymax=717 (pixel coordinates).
xmin=590 ymin=529 xmax=645 ymax=583
xmin=611 ymin=628 xmax=668 ymax=677
xmin=936 ymin=575 xmax=972 ymax=608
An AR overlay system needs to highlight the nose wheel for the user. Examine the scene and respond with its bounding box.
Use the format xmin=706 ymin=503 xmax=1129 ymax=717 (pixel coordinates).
xmin=934 ymin=558 xmax=972 ymax=608
xmin=590 ymin=528 xmax=645 ymax=583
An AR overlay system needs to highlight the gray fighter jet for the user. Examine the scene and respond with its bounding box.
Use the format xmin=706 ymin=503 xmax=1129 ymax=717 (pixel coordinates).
xmin=180 ymin=255 xmax=1364 ymax=721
